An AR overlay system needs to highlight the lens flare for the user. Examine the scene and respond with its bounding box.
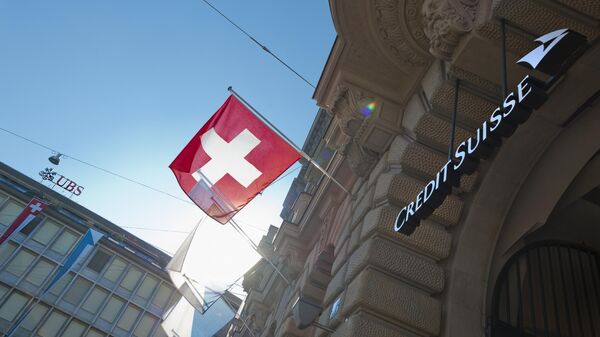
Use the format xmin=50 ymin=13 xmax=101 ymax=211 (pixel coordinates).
xmin=360 ymin=101 xmax=377 ymax=117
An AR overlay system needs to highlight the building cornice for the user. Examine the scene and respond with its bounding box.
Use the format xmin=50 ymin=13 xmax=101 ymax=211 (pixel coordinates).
xmin=0 ymin=162 xmax=171 ymax=274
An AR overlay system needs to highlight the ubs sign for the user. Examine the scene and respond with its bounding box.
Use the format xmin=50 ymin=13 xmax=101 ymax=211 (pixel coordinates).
xmin=39 ymin=168 xmax=85 ymax=196
xmin=395 ymin=28 xmax=587 ymax=235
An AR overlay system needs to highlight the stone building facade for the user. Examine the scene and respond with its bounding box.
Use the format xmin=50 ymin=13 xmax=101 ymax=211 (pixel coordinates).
xmin=230 ymin=1 xmax=600 ymax=336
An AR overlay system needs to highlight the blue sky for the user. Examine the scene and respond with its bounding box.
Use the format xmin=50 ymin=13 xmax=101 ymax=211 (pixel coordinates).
xmin=0 ymin=0 xmax=336 ymax=287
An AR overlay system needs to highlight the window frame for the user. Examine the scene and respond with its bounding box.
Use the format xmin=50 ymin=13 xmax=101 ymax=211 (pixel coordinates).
xmin=49 ymin=228 xmax=80 ymax=256
xmin=0 ymin=290 xmax=30 ymax=322
xmin=62 ymin=276 xmax=94 ymax=307
xmin=86 ymin=249 xmax=112 ymax=275
xmin=30 ymin=218 xmax=62 ymax=247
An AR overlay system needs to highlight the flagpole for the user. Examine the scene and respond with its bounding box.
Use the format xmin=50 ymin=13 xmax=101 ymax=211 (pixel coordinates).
xmin=221 ymin=292 xmax=258 ymax=337
xmin=206 ymin=274 xmax=244 ymax=313
xmin=192 ymin=169 xmax=292 ymax=286
xmin=228 ymin=217 xmax=291 ymax=286
xmin=227 ymin=86 xmax=352 ymax=197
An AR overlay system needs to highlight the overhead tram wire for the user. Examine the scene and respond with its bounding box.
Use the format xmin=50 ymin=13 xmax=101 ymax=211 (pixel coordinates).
xmin=0 ymin=126 xmax=301 ymax=233
xmin=0 ymin=126 xmax=193 ymax=205
xmin=119 ymin=226 xmax=190 ymax=234
xmin=199 ymin=0 xmax=316 ymax=89
xmin=1 ymin=127 xmax=283 ymax=295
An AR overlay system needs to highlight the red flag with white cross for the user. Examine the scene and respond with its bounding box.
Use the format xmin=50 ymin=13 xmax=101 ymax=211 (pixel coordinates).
xmin=0 ymin=197 xmax=48 ymax=246
xmin=170 ymin=95 xmax=301 ymax=224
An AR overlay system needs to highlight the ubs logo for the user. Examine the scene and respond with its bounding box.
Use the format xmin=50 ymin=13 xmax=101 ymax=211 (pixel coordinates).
xmin=394 ymin=28 xmax=588 ymax=235
xmin=39 ymin=168 xmax=85 ymax=196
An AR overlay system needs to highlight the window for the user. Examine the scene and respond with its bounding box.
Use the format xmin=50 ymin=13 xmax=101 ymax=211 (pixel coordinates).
xmin=38 ymin=310 xmax=68 ymax=337
xmin=116 ymin=305 xmax=141 ymax=331
xmin=0 ymin=200 xmax=24 ymax=228
xmin=0 ymin=241 xmax=17 ymax=265
xmin=134 ymin=314 xmax=157 ymax=337
xmin=87 ymin=250 xmax=111 ymax=273
xmin=85 ymin=329 xmax=105 ymax=337
xmin=50 ymin=230 xmax=79 ymax=255
xmin=6 ymin=248 xmax=36 ymax=277
xmin=99 ymin=296 xmax=125 ymax=323
xmin=136 ymin=275 xmax=158 ymax=300
xmin=32 ymin=219 xmax=61 ymax=246
xmin=22 ymin=303 xmax=50 ymax=331
xmin=0 ymin=291 xmax=29 ymax=321
xmin=49 ymin=272 xmax=74 ymax=296
xmin=81 ymin=287 xmax=109 ymax=314
xmin=0 ymin=283 xmax=8 ymax=300
xmin=20 ymin=215 xmax=44 ymax=236
xmin=120 ymin=267 xmax=143 ymax=291
xmin=103 ymin=257 xmax=126 ymax=283
xmin=62 ymin=319 xmax=87 ymax=337
xmin=151 ymin=284 xmax=173 ymax=309
xmin=25 ymin=258 xmax=55 ymax=286
xmin=63 ymin=277 xmax=92 ymax=305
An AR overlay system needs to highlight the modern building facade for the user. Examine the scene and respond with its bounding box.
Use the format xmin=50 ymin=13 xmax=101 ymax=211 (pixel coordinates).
xmin=0 ymin=162 xmax=180 ymax=337
xmin=230 ymin=1 xmax=600 ymax=337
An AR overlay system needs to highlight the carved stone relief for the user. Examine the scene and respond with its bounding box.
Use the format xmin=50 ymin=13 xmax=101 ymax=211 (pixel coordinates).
xmin=280 ymin=247 xmax=305 ymax=280
xmin=344 ymin=142 xmax=379 ymax=177
xmin=374 ymin=0 xmax=430 ymax=66
xmin=423 ymin=0 xmax=479 ymax=60
xmin=329 ymin=85 xmax=380 ymax=177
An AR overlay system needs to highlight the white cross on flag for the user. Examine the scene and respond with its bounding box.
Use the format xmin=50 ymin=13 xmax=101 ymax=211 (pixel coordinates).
xmin=0 ymin=198 xmax=47 ymax=246
xmin=170 ymin=95 xmax=301 ymax=224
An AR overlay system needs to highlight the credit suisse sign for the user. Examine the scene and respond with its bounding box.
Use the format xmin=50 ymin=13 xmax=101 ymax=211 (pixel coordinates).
xmin=395 ymin=28 xmax=587 ymax=235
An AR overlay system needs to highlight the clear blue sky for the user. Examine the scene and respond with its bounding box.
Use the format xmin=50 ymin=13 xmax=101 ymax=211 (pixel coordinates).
xmin=0 ymin=0 xmax=336 ymax=287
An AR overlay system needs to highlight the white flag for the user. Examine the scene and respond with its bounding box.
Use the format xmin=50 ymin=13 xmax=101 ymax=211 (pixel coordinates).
xmin=166 ymin=223 xmax=208 ymax=314
xmin=160 ymin=289 xmax=238 ymax=337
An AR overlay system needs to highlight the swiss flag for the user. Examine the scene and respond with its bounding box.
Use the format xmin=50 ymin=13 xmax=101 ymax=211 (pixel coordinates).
xmin=170 ymin=95 xmax=301 ymax=224
xmin=0 ymin=197 xmax=48 ymax=246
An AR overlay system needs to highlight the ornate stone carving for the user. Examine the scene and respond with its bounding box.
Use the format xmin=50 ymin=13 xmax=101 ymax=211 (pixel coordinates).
xmin=423 ymin=0 xmax=479 ymax=60
xmin=280 ymin=250 xmax=303 ymax=280
xmin=374 ymin=0 xmax=429 ymax=66
xmin=344 ymin=142 xmax=379 ymax=177
xmin=331 ymin=85 xmax=370 ymax=137
xmin=330 ymin=85 xmax=380 ymax=177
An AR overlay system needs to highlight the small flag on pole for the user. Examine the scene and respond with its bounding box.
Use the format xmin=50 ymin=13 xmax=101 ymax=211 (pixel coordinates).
xmin=170 ymin=95 xmax=301 ymax=224
xmin=0 ymin=198 xmax=47 ymax=246
xmin=166 ymin=224 xmax=208 ymax=313
xmin=43 ymin=228 xmax=104 ymax=294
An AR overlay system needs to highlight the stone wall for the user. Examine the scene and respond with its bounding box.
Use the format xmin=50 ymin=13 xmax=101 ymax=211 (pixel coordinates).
xmin=231 ymin=1 xmax=600 ymax=337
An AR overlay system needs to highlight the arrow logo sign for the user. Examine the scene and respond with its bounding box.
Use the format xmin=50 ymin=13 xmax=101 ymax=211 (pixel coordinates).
xmin=518 ymin=29 xmax=569 ymax=70
xmin=517 ymin=28 xmax=586 ymax=76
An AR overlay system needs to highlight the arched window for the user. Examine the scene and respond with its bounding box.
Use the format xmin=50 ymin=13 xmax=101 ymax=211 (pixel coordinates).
xmin=491 ymin=242 xmax=600 ymax=337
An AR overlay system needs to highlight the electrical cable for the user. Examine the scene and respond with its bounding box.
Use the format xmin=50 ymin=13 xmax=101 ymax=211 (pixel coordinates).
xmin=269 ymin=164 xmax=300 ymax=187
xmin=199 ymin=0 xmax=316 ymax=89
xmin=0 ymin=126 xmax=194 ymax=205
xmin=221 ymin=293 xmax=258 ymax=337
xmin=1 ymin=127 xmax=299 ymax=284
xmin=119 ymin=226 xmax=190 ymax=234
xmin=229 ymin=220 xmax=259 ymax=251
xmin=0 ymin=126 xmax=300 ymax=220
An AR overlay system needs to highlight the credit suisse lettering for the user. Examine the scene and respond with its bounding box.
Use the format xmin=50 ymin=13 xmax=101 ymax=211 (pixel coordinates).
xmin=395 ymin=28 xmax=587 ymax=235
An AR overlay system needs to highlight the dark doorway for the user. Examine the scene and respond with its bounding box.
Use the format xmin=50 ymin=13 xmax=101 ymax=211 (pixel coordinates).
xmin=491 ymin=242 xmax=600 ymax=337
